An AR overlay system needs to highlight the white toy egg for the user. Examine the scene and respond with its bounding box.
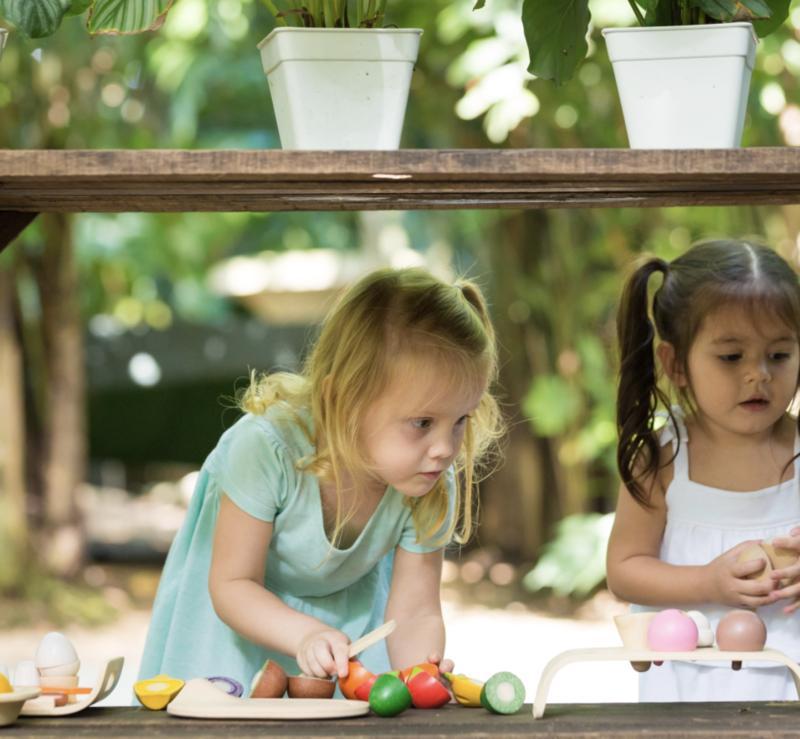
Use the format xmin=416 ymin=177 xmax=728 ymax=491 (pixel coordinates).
xmin=34 ymin=632 xmax=80 ymax=677
xmin=686 ymin=610 xmax=714 ymax=647
xmin=13 ymin=660 xmax=40 ymax=687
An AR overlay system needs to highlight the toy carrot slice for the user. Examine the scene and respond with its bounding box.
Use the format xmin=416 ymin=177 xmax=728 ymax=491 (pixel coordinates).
xmin=39 ymin=686 xmax=93 ymax=695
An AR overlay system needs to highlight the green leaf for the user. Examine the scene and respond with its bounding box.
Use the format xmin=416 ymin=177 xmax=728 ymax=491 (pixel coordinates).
xmin=736 ymin=0 xmax=773 ymax=17
xmin=86 ymin=0 xmax=175 ymax=35
xmin=67 ymin=0 xmax=92 ymax=16
xmin=688 ymin=0 xmax=737 ymax=21
xmin=642 ymin=0 xmax=677 ymax=25
xmin=473 ymin=0 xmax=485 ymax=8
xmin=523 ymin=374 xmax=582 ymax=436
xmin=752 ymin=0 xmax=790 ymax=36
xmin=0 ymin=0 xmax=71 ymax=38
xmin=520 ymin=0 xmax=590 ymax=85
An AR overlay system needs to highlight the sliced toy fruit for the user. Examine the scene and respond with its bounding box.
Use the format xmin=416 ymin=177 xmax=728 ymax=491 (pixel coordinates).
xmin=134 ymin=674 xmax=185 ymax=710
xmin=399 ymin=661 xmax=439 ymax=683
xmin=406 ymin=669 xmax=451 ymax=709
xmin=369 ymin=673 xmax=412 ymax=717
xmin=338 ymin=659 xmax=376 ymax=701
xmin=480 ymin=671 xmax=525 ymax=714
xmin=250 ymin=659 xmax=288 ymax=698
xmin=443 ymin=672 xmax=483 ymax=707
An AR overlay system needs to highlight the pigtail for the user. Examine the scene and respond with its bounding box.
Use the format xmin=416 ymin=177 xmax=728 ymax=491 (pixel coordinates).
xmin=616 ymin=258 xmax=671 ymax=506
xmin=457 ymin=280 xmax=495 ymax=342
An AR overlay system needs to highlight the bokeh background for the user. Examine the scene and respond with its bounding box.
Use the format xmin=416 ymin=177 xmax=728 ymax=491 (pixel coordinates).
xmin=3 ymin=0 xmax=800 ymax=706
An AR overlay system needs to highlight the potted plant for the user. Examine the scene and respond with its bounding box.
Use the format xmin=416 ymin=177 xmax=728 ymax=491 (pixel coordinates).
xmin=256 ymin=1 xmax=422 ymax=149
xmin=474 ymin=0 xmax=790 ymax=148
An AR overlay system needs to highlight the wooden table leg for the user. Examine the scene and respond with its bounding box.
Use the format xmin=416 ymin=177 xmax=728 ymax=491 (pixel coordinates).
xmin=0 ymin=212 xmax=38 ymax=254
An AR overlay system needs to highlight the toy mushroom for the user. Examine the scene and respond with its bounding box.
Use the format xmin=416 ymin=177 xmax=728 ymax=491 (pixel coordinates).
xmin=716 ymin=610 xmax=767 ymax=670
xmin=686 ymin=611 xmax=714 ymax=647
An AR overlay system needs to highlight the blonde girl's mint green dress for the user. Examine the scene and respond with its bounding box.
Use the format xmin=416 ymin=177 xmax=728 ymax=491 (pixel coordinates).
xmin=138 ymin=406 xmax=453 ymax=692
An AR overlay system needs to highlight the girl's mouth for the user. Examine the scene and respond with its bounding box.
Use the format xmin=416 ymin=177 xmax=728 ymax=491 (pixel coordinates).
xmin=740 ymin=398 xmax=769 ymax=410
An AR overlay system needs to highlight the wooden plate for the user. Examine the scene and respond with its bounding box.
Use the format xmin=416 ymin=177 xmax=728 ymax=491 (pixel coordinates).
xmin=167 ymin=678 xmax=369 ymax=720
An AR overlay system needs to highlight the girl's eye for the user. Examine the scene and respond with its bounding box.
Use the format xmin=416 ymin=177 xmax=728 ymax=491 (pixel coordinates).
xmin=411 ymin=418 xmax=432 ymax=430
xmin=718 ymin=354 xmax=741 ymax=362
xmin=770 ymin=352 xmax=791 ymax=361
xmin=455 ymin=415 xmax=470 ymax=427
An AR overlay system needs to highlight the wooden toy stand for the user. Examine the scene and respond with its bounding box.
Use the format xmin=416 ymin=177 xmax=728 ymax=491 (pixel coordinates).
xmin=20 ymin=657 xmax=124 ymax=717
xmin=533 ymin=647 xmax=800 ymax=719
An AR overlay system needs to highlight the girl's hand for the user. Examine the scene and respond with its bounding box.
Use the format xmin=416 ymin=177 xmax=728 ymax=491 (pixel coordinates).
xmin=427 ymin=651 xmax=454 ymax=675
xmin=296 ymin=628 xmax=351 ymax=679
xmin=768 ymin=527 xmax=800 ymax=614
xmin=705 ymin=540 xmax=777 ymax=609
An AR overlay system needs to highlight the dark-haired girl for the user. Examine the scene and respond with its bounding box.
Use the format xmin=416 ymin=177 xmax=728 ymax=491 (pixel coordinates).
xmin=607 ymin=239 xmax=800 ymax=701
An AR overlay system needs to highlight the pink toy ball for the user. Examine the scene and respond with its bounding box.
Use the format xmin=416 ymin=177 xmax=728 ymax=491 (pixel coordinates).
xmin=647 ymin=609 xmax=699 ymax=652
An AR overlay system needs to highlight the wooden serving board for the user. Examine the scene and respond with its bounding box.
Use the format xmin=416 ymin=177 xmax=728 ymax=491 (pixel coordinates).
xmin=167 ymin=678 xmax=369 ymax=720
xmin=20 ymin=657 xmax=124 ymax=717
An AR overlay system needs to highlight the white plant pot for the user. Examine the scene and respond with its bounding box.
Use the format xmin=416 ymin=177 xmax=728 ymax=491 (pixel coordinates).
xmin=602 ymin=22 xmax=757 ymax=149
xmin=257 ymin=27 xmax=422 ymax=150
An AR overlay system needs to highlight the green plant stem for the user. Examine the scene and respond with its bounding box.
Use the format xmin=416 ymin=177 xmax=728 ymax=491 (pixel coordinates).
xmin=261 ymin=0 xmax=287 ymax=25
xmin=626 ymin=0 xmax=645 ymax=25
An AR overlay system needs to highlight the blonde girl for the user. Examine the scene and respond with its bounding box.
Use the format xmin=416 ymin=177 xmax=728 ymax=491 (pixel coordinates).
xmin=139 ymin=267 xmax=503 ymax=689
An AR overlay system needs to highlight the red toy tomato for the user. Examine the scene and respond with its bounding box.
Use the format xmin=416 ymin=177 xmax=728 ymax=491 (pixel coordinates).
xmin=399 ymin=662 xmax=439 ymax=683
xmin=406 ymin=670 xmax=451 ymax=709
xmin=338 ymin=659 xmax=376 ymax=701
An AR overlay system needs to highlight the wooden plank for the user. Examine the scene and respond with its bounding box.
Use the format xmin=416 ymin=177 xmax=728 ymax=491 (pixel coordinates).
xmin=0 ymin=211 xmax=37 ymax=252
xmin=12 ymin=702 xmax=800 ymax=737
xmin=1 ymin=149 xmax=800 ymax=211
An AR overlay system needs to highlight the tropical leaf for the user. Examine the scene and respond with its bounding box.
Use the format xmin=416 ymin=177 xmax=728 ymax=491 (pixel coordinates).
xmin=86 ymin=0 xmax=175 ymax=35
xmin=689 ymin=0 xmax=738 ymax=20
xmin=752 ymin=0 xmax=790 ymax=36
xmin=0 ymin=0 xmax=71 ymax=38
xmin=66 ymin=0 xmax=92 ymax=16
xmin=520 ymin=0 xmax=590 ymax=85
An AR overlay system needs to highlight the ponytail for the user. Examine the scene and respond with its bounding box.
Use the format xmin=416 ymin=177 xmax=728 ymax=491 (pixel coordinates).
xmin=616 ymin=258 xmax=673 ymax=506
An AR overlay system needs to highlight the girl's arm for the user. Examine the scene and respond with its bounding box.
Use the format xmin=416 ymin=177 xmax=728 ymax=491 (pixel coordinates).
xmin=607 ymin=477 xmax=773 ymax=608
xmin=384 ymin=547 xmax=453 ymax=673
xmin=208 ymin=494 xmax=351 ymax=678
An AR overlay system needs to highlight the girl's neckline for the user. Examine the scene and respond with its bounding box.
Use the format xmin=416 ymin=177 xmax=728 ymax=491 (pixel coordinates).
xmin=671 ymin=407 xmax=800 ymax=494
xmin=313 ymin=478 xmax=393 ymax=553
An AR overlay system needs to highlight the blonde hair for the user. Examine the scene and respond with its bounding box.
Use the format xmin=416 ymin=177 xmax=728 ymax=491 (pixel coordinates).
xmin=239 ymin=267 xmax=504 ymax=548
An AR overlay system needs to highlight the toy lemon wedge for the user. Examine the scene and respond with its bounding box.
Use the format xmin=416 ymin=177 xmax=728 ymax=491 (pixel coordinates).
xmin=134 ymin=675 xmax=184 ymax=710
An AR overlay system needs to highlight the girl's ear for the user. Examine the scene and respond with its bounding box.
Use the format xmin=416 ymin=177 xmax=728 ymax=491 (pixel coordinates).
xmin=657 ymin=342 xmax=687 ymax=387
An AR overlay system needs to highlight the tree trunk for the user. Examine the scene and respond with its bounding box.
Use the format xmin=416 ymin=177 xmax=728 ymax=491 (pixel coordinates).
xmin=477 ymin=211 xmax=558 ymax=561
xmin=0 ymin=261 xmax=30 ymax=591
xmin=30 ymin=213 xmax=86 ymax=577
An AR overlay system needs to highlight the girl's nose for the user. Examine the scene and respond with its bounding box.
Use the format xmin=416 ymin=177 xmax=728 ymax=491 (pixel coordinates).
xmin=745 ymin=362 xmax=771 ymax=383
xmin=430 ymin=434 xmax=455 ymax=460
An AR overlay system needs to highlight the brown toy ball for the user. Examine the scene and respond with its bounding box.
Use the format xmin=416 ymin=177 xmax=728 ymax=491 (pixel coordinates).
xmin=761 ymin=542 xmax=798 ymax=587
xmin=287 ymin=675 xmax=335 ymax=699
xmin=736 ymin=544 xmax=773 ymax=584
xmin=716 ymin=610 xmax=767 ymax=670
xmin=250 ymin=659 xmax=288 ymax=698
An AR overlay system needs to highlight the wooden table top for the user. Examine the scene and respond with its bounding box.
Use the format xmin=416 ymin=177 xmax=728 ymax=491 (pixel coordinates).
xmin=10 ymin=702 xmax=800 ymax=737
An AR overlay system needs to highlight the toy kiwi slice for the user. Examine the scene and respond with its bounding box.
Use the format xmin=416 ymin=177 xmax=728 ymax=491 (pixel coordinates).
xmin=479 ymin=671 xmax=525 ymax=714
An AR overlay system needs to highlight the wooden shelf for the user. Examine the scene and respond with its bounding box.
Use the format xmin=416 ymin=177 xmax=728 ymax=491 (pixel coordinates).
xmin=2 ymin=148 xmax=800 ymax=212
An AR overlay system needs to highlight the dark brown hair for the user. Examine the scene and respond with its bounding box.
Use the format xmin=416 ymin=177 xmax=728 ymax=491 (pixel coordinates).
xmin=617 ymin=240 xmax=800 ymax=506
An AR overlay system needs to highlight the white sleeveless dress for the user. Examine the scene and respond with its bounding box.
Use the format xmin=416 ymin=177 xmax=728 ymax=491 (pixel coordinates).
xmin=636 ymin=408 xmax=800 ymax=702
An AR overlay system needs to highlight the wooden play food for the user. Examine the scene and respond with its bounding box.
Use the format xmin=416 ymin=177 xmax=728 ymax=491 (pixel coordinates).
xmin=353 ymin=673 xmax=378 ymax=701
xmin=614 ymin=612 xmax=656 ymax=672
xmin=399 ymin=661 xmax=439 ymax=683
xmin=480 ymin=671 xmax=525 ymax=714
xmin=686 ymin=611 xmax=714 ymax=647
xmin=443 ymin=672 xmax=484 ymax=707
xmin=406 ymin=668 xmax=450 ymax=709
xmin=134 ymin=674 xmax=185 ymax=710
xmin=368 ymin=673 xmax=411 ymax=717
xmin=338 ymin=659 xmax=376 ymax=700
xmin=249 ymin=659 xmax=288 ymax=698
xmin=35 ymin=632 xmax=80 ymax=678
xmin=647 ymin=609 xmax=698 ymax=651
xmin=737 ymin=540 xmax=797 ymax=587
xmin=716 ymin=610 xmax=767 ymax=669
xmin=207 ymin=676 xmax=243 ymax=697
xmin=287 ymin=675 xmax=335 ymax=699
